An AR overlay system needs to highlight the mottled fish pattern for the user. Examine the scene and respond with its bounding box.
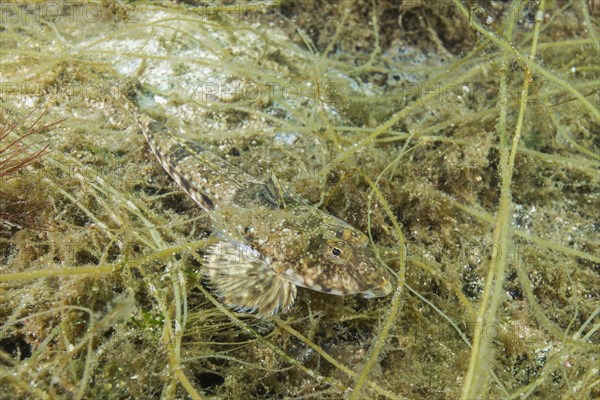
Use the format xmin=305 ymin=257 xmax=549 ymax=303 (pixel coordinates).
xmin=115 ymin=88 xmax=393 ymax=316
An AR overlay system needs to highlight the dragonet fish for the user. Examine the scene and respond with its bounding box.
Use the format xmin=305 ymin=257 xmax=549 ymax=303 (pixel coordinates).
xmin=114 ymin=87 xmax=393 ymax=316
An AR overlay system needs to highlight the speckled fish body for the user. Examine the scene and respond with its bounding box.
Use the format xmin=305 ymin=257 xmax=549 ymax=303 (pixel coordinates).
xmin=121 ymin=92 xmax=393 ymax=316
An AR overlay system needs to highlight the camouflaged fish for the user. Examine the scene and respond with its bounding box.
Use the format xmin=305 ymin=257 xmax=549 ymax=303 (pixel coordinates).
xmin=115 ymin=88 xmax=393 ymax=316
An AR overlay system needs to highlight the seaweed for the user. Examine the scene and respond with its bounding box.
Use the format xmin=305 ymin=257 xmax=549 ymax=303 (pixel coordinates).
xmin=0 ymin=1 xmax=598 ymax=399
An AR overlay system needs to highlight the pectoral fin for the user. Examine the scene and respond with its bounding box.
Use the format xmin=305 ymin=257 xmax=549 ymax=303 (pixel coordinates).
xmin=203 ymin=241 xmax=297 ymax=316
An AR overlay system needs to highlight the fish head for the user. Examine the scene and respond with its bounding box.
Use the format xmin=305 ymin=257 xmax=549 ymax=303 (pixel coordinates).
xmin=284 ymin=213 xmax=394 ymax=298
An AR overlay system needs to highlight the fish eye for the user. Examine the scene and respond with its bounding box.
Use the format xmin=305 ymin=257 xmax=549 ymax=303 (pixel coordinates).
xmin=325 ymin=241 xmax=349 ymax=264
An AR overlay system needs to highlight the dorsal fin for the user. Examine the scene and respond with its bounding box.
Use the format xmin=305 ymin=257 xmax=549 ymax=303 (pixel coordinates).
xmin=264 ymin=171 xmax=287 ymax=209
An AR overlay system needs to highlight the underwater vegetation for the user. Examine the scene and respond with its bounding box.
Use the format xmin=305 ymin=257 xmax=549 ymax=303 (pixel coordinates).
xmin=0 ymin=0 xmax=598 ymax=399
xmin=0 ymin=108 xmax=56 ymax=236
xmin=0 ymin=109 xmax=51 ymax=181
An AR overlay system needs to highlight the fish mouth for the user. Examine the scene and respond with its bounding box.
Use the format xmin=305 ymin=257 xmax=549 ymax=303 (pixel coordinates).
xmin=362 ymin=276 xmax=394 ymax=298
